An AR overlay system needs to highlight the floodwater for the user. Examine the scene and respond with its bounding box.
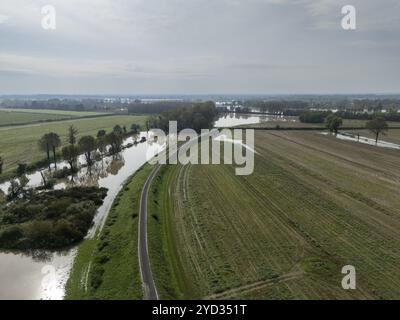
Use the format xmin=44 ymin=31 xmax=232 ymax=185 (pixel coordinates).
xmin=322 ymin=132 xmax=400 ymax=150
xmin=214 ymin=113 xmax=296 ymax=128
xmin=0 ymin=133 xmax=165 ymax=300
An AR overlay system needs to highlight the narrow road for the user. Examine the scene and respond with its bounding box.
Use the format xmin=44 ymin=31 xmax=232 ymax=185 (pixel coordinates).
xmin=138 ymin=164 xmax=161 ymax=300
xmin=138 ymin=131 xmax=212 ymax=300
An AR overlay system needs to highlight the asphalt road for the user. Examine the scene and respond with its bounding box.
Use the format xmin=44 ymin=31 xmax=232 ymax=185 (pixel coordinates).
xmin=137 ymin=131 xmax=212 ymax=300
xmin=138 ymin=164 xmax=161 ymax=300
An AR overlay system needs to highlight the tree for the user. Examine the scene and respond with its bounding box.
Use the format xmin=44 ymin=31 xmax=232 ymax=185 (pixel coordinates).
xmin=97 ymin=130 xmax=107 ymax=160
xmin=16 ymin=163 xmax=27 ymax=176
xmin=326 ymin=114 xmax=343 ymax=135
xmin=299 ymin=111 xmax=326 ymax=124
xmin=113 ymin=125 xmax=123 ymax=135
xmin=38 ymin=132 xmax=61 ymax=170
xmin=366 ymin=116 xmax=388 ymax=144
xmin=0 ymin=156 xmax=3 ymax=175
xmin=78 ymin=136 xmax=97 ymax=166
xmin=105 ymin=132 xmax=123 ymax=154
xmin=130 ymin=124 xmax=141 ymax=135
xmin=67 ymin=125 xmax=78 ymax=146
xmin=7 ymin=175 xmax=28 ymax=201
xmin=38 ymin=135 xmax=51 ymax=170
xmin=97 ymin=130 xmax=106 ymax=138
xmin=48 ymin=133 xmax=61 ymax=169
xmin=62 ymin=145 xmax=79 ymax=172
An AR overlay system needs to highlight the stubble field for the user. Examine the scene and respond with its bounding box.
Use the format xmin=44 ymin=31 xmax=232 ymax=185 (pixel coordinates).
xmin=148 ymin=130 xmax=400 ymax=299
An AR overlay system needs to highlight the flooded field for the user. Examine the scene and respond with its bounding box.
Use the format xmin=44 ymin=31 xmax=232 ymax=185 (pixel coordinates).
xmin=214 ymin=113 xmax=294 ymax=128
xmin=0 ymin=133 xmax=164 ymax=300
xmin=322 ymin=131 xmax=400 ymax=150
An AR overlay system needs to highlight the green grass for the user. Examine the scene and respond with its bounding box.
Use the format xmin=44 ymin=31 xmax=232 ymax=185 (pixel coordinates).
xmin=147 ymin=165 xmax=193 ymax=299
xmin=148 ymin=131 xmax=400 ymax=299
xmin=0 ymin=115 xmax=146 ymax=178
xmin=65 ymin=164 xmax=153 ymax=300
xmin=0 ymin=108 xmax=105 ymax=116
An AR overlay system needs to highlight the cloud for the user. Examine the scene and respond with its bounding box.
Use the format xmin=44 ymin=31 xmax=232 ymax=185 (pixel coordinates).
xmin=0 ymin=0 xmax=399 ymax=94
xmin=0 ymin=14 xmax=9 ymax=24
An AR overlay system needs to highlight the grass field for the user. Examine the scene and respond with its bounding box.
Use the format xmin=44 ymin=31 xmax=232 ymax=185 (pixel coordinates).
xmin=0 ymin=115 xmax=146 ymax=178
xmin=0 ymin=108 xmax=106 ymax=126
xmin=148 ymin=131 xmax=400 ymax=299
xmin=65 ymin=165 xmax=153 ymax=299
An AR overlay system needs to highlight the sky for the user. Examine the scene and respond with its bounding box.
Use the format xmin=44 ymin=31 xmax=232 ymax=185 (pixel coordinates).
xmin=0 ymin=0 xmax=399 ymax=95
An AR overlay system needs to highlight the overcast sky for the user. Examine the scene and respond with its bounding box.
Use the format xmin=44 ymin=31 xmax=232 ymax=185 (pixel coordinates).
xmin=0 ymin=0 xmax=399 ymax=95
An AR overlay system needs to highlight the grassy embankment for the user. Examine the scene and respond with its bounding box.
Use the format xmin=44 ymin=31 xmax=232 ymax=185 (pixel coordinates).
xmin=147 ymin=131 xmax=400 ymax=299
xmin=0 ymin=115 xmax=146 ymax=181
xmin=65 ymin=164 xmax=153 ymax=300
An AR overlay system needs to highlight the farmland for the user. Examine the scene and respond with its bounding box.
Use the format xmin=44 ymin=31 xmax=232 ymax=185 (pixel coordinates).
xmin=148 ymin=131 xmax=400 ymax=299
xmin=237 ymin=117 xmax=400 ymax=129
xmin=0 ymin=108 xmax=106 ymax=126
xmin=0 ymin=115 xmax=146 ymax=178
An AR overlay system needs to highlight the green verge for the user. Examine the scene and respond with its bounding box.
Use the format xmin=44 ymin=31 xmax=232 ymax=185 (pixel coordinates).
xmin=65 ymin=164 xmax=153 ymax=300
xmin=147 ymin=164 xmax=195 ymax=300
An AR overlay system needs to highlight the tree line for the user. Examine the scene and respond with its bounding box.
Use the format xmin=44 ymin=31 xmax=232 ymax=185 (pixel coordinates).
xmin=127 ymin=101 xmax=196 ymax=114
xmin=325 ymin=114 xmax=389 ymax=143
xmin=38 ymin=123 xmax=142 ymax=173
xmin=0 ymin=122 xmax=142 ymax=179
xmin=146 ymin=101 xmax=217 ymax=133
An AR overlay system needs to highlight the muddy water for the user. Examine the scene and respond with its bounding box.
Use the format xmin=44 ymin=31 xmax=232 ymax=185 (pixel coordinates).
xmin=0 ymin=133 xmax=165 ymax=300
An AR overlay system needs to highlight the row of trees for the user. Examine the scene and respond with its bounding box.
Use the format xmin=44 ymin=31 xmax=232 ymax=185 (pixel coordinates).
xmin=38 ymin=123 xmax=141 ymax=173
xmin=326 ymin=114 xmax=389 ymax=143
xmin=146 ymin=101 xmax=217 ymax=133
xmin=299 ymin=111 xmax=327 ymax=123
